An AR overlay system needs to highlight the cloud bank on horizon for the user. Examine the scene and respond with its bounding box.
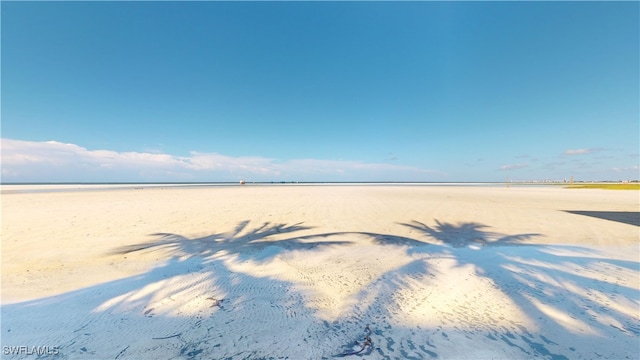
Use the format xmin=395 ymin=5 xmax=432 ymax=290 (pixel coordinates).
xmin=2 ymin=138 xmax=637 ymax=183
xmin=0 ymin=138 xmax=444 ymax=183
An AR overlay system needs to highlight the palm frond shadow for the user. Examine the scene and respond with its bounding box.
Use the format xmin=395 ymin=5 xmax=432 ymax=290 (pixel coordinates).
xmin=111 ymin=221 xmax=351 ymax=262
xmin=399 ymin=219 xmax=540 ymax=248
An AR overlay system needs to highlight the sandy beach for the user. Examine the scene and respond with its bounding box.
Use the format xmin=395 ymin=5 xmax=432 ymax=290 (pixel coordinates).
xmin=1 ymin=184 xmax=638 ymax=359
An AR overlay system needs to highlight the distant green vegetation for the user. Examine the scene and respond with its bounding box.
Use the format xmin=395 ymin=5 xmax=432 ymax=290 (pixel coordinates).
xmin=566 ymin=183 xmax=640 ymax=190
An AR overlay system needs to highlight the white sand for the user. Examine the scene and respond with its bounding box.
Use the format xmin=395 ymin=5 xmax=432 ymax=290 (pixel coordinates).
xmin=1 ymin=184 xmax=638 ymax=359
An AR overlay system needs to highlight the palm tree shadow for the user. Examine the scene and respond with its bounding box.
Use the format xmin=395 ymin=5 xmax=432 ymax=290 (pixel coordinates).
xmin=379 ymin=219 xmax=640 ymax=359
xmin=317 ymin=219 xmax=638 ymax=359
xmin=3 ymin=220 xmax=357 ymax=359
xmin=111 ymin=221 xmax=349 ymax=261
xmin=400 ymin=219 xmax=541 ymax=248
xmin=287 ymin=221 xmax=544 ymax=358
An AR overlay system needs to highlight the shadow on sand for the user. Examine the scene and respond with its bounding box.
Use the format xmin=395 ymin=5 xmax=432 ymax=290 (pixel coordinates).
xmin=111 ymin=220 xmax=348 ymax=262
xmin=317 ymin=220 xmax=637 ymax=359
xmin=2 ymin=219 xmax=638 ymax=359
xmin=563 ymin=210 xmax=640 ymax=227
xmin=399 ymin=219 xmax=540 ymax=247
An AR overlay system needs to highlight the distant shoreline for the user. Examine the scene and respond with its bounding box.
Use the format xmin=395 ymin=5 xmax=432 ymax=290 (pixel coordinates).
xmin=0 ymin=182 xmax=567 ymax=195
xmin=2 ymin=179 xmax=635 ymax=186
xmin=3 ymin=181 xmax=637 ymax=195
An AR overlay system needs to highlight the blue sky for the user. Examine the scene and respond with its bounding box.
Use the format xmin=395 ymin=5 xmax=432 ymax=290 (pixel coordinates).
xmin=2 ymin=1 xmax=638 ymax=182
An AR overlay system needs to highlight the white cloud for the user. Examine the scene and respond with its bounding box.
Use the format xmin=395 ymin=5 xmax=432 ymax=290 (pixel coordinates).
xmin=612 ymin=165 xmax=639 ymax=173
xmin=0 ymin=138 xmax=442 ymax=182
xmin=499 ymin=163 xmax=528 ymax=171
xmin=563 ymin=148 xmax=601 ymax=156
